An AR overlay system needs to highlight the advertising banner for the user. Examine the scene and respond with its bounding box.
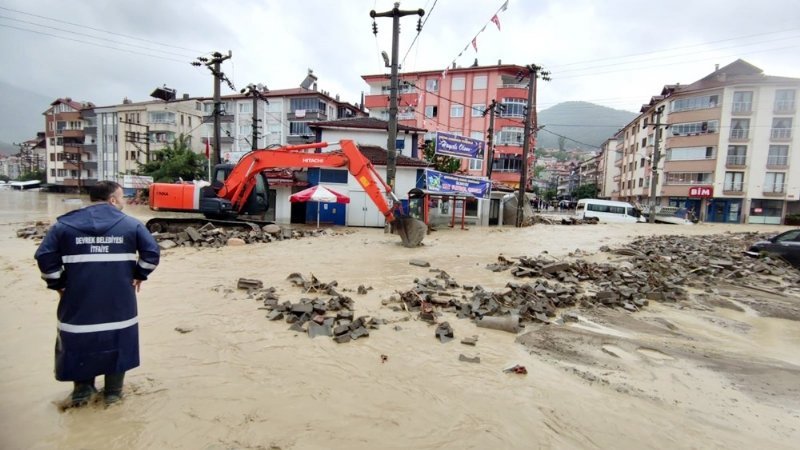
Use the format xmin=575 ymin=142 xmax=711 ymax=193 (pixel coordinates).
xmin=425 ymin=169 xmax=491 ymax=199
xmin=434 ymin=131 xmax=485 ymax=159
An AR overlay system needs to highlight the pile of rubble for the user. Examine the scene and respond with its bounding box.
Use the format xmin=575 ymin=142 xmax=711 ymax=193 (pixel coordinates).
xmin=530 ymin=215 xmax=599 ymax=225
xmin=151 ymin=223 xmax=339 ymax=248
xmin=15 ymin=221 xmax=49 ymax=240
xmin=239 ymin=273 xmax=379 ymax=344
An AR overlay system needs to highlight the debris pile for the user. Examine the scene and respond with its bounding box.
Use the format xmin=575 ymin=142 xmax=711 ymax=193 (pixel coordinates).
xmin=153 ymin=224 xmax=339 ymax=249
xmin=240 ymin=273 xmax=379 ymax=344
xmin=15 ymin=221 xmax=49 ymax=239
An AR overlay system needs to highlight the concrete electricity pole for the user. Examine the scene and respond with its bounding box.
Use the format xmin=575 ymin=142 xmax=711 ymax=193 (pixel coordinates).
xmin=192 ymin=51 xmax=232 ymax=166
xmin=370 ymin=2 xmax=424 ymax=193
xmin=516 ymin=64 xmax=550 ymax=227
xmin=241 ymin=84 xmax=268 ymax=151
xmin=648 ymin=105 xmax=665 ymax=224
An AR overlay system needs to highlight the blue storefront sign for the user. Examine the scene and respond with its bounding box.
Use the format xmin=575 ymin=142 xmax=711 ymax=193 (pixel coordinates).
xmin=425 ymin=169 xmax=491 ymax=199
xmin=435 ymin=132 xmax=485 ymax=159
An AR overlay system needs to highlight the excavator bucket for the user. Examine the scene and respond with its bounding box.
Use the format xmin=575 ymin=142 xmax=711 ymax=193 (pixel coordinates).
xmin=394 ymin=216 xmax=427 ymax=247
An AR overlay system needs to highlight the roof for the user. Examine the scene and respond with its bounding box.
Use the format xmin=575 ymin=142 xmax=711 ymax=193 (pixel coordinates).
xmin=362 ymin=63 xmax=528 ymax=81
xmin=48 ymin=97 xmax=93 ymax=111
xmin=674 ymin=59 xmax=800 ymax=93
xmin=310 ymin=117 xmax=426 ymax=133
xmin=357 ymin=145 xmax=430 ymax=168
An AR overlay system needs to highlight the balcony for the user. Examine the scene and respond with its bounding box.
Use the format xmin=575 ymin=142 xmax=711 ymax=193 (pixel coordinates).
xmin=767 ymin=155 xmax=788 ymax=169
xmin=731 ymin=102 xmax=752 ymax=115
xmin=62 ymin=178 xmax=97 ymax=187
xmin=56 ymin=129 xmax=84 ymax=138
xmin=202 ymin=114 xmax=234 ymax=124
xmin=287 ymin=110 xmax=327 ymax=121
xmin=774 ymin=100 xmax=795 ymax=114
xmin=83 ymin=126 xmax=97 ymax=135
xmin=725 ymin=155 xmax=747 ymax=168
xmin=763 ymin=183 xmax=786 ymax=196
xmin=729 ymin=129 xmax=749 ymax=141
xmin=63 ymin=162 xmax=80 ymax=170
xmin=63 ymin=144 xmax=82 ymax=154
xmin=771 ymin=128 xmax=792 ymax=141
xmin=722 ymin=182 xmax=744 ymax=195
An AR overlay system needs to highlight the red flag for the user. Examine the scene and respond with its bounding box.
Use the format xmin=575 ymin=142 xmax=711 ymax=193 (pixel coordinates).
xmin=491 ymin=14 xmax=501 ymax=31
xmin=205 ymin=139 xmax=210 ymax=158
xmin=472 ymin=37 xmax=478 ymax=52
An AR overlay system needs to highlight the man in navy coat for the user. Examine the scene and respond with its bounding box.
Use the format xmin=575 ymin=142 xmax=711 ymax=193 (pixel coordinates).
xmin=35 ymin=181 xmax=160 ymax=407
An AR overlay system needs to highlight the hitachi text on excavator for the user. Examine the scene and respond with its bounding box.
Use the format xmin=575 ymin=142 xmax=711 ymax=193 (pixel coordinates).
xmin=147 ymin=140 xmax=427 ymax=247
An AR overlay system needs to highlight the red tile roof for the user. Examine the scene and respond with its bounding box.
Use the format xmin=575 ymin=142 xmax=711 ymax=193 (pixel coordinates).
xmin=357 ymin=145 xmax=430 ymax=168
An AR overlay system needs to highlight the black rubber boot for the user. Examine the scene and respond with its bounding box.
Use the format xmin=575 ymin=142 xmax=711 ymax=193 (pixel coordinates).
xmin=104 ymin=372 xmax=125 ymax=405
xmin=70 ymin=379 xmax=97 ymax=407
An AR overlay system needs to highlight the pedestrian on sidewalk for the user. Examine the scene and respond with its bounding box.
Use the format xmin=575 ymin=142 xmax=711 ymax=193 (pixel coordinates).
xmin=34 ymin=180 xmax=160 ymax=407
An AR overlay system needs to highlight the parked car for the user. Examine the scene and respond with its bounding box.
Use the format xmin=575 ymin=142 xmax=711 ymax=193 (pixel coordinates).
xmin=744 ymin=229 xmax=800 ymax=268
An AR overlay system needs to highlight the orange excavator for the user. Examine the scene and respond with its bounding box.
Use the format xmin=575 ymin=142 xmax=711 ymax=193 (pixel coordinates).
xmin=147 ymin=139 xmax=427 ymax=247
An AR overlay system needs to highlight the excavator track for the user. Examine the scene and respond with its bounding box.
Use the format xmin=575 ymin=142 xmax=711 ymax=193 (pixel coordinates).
xmin=145 ymin=217 xmax=272 ymax=234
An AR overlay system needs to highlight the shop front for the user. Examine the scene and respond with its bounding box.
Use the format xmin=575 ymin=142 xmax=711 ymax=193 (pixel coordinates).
xmin=706 ymin=198 xmax=742 ymax=223
xmin=748 ymin=199 xmax=784 ymax=225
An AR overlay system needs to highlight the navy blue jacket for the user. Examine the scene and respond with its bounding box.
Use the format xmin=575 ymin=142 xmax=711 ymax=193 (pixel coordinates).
xmin=34 ymin=203 xmax=160 ymax=381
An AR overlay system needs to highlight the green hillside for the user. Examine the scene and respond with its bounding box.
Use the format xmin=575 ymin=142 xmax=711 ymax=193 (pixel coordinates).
xmin=536 ymin=101 xmax=637 ymax=150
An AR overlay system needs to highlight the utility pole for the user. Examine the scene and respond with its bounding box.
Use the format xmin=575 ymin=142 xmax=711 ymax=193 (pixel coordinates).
xmin=516 ymin=64 xmax=550 ymax=227
xmin=483 ymin=99 xmax=505 ymax=181
xmin=192 ymin=51 xmax=232 ymax=166
xmin=370 ymin=3 xmax=424 ymax=195
xmin=648 ymin=105 xmax=665 ymax=224
xmin=241 ymin=83 xmax=268 ymax=152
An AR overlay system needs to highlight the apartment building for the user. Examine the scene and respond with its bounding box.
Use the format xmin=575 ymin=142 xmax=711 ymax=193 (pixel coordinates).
xmin=201 ymin=86 xmax=363 ymax=163
xmin=598 ymin=136 xmax=620 ymax=199
xmin=42 ymin=98 xmax=97 ymax=191
xmin=94 ymin=97 xmax=205 ymax=183
xmin=613 ymin=60 xmax=799 ymax=224
xmin=362 ymin=63 xmax=533 ymax=188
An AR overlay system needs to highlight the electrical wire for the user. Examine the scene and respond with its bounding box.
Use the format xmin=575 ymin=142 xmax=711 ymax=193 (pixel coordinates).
xmin=0 ymin=23 xmax=187 ymax=63
xmin=0 ymin=5 xmax=206 ymax=53
xmin=400 ymin=0 xmax=438 ymax=67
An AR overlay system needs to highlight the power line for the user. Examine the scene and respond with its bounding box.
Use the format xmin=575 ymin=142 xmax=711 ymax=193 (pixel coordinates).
xmin=0 ymin=23 xmax=187 ymax=63
xmin=539 ymin=128 xmax=601 ymax=150
xmin=0 ymin=5 xmax=206 ymax=53
xmin=400 ymin=0 xmax=438 ymax=67
xmin=0 ymin=14 xmax=196 ymax=58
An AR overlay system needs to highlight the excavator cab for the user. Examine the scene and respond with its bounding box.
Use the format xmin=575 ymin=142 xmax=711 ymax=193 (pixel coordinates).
xmin=200 ymin=164 xmax=270 ymax=219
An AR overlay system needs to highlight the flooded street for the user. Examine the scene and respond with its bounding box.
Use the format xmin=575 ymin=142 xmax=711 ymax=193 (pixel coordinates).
xmin=1 ymin=189 xmax=799 ymax=449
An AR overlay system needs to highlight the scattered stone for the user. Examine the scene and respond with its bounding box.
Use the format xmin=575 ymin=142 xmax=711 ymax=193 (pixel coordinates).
xmin=237 ymin=278 xmax=264 ymax=290
xmin=435 ymin=322 xmax=454 ymax=343
xmin=226 ymin=237 xmax=246 ymax=246
xmin=159 ymin=240 xmax=177 ymax=250
xmin=503 ymin=364 xmax=528 ymax=374
xmin=174 ymin=327 xmax=193 ymax=334
xmin=410 ymin=259 xmax=431 ymax=268
xmin=459 ymin=354 xmax=481 ymax=363
xmin=460 ymin=336 xmax=478 ymax=346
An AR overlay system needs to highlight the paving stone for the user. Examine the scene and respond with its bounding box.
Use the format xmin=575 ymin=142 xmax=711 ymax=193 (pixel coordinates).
xmin=435 ymin=322 xmax=454 ymax=343
xmin=460 ymin=336 xmax=478 ymax=346
xmin=410 ymin=259 xmax=431 ymax=268
xmin=459 ymin=354 xmax=481 ymax=363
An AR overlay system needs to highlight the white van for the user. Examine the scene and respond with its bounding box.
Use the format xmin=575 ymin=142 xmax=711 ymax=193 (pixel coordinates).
xmin=575 ymin=199 xmax=644 ymax=223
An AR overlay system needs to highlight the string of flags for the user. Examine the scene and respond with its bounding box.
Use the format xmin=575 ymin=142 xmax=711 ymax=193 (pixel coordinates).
xmin=441 ymin=0 xmax=509 ymax=80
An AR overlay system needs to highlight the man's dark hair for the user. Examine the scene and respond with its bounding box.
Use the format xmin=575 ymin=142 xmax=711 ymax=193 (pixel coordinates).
xmin=88 ymin=180 xmax=123 ymax=202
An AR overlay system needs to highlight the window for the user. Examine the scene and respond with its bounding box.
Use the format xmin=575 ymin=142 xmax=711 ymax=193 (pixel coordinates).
xmin=189 ymin=116 xmax=192 ymax=127
xmin=290 ymin=98 xmax=325 ymax=112
xmin=641 ymin=138 xmax=647 ymax=148
xmin=472 ymin=75 xmax=487 ymax=90
xmin=670 ymin=120 xmax=718 ymax=136
xmin=424 ymin=105 xmax=438 ymax=118
xmin=640 ymin=157 xmax=646 ymax=167
xmin=724 ymin=172 xmax=744 ymax=191
xmin=771 ymin=118 xmax=792 ymax=139
xmin=451 ymin=77 xmax=465 ymax=91
xmin=450 ymin=105 xmax=464 ymax=118
xmin=426 ymin=79 xmax=439 ymax=92
xmin=319 ymin=169 xmax=348 ymax=184
xmin=729 ymin=119 xmax=750 ymax=140
xmin=471 ymin=104 xmax=485 ymax=117
xmin=638 ymin=178 xmax=643 ymax=187
xmin=726 ymin=145 xmax=747 ymax=165
xmin=767 ymin=145 xmax=789 ymax=166
xmin=665 ymin=172 xmax=713 ymax=185
xmin=670 ymin=94 xmax=719 ymax=112
xmin=492 ymin=154 xmax=522 ymax=172
xmin=496 ymin=127 xmax=523 ymax=145
xmin=667 ymin=146 xmax=715 ymax=161
xmin=239 ymin=103 xmax=252 ymax=114
xmin=148 ymin=112 xmax=176 ymax=124
xmin=49 ymin=153 xmax=55 ymax=161
xmin=289 ymin=121 xmax=311 ymax=136
xmin=500 ymin=98 xmax=526 ymax=117
xmin=50 ymin=169 xmax=55 ymax=177
xmin=642 ymin=118 xmax=648 ymax=130
xmin=732 ymin=91 xmax=753 ymax=113
xmin=468 ymin=158 xmax=483 ymax=171
xmin=764 ymin=172 xmax=785 ymax=193
xmin=239 ymin=125 xmax=252 ymax=135
xmin=774 ymin=89 xmax=795 ymax=112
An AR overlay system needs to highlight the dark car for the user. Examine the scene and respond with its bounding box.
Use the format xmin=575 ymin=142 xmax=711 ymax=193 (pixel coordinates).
xmin=745 ymin=229 xmax=800 ymax=268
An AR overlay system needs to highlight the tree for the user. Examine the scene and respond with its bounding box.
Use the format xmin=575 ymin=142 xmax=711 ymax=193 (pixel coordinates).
xmin=558 ymin=136 xmax=566 ymax=152
xmin=573 ymin=183 xmax=598 ymax=200
xmin=137 ymin=134 xmax=207 ymax=182
xmin=543 ymin=188 xmax=557 ymax=201
xmin=18 ymin=170 xmax=46 ymax=183
xmin=422 ymin=140 xmax=460 ymax=173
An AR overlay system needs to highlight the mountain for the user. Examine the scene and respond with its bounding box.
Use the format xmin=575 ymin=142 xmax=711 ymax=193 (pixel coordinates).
xmin=536 ymin=101 xmax=637 ymax=150
xmin=0 ymin=81 xmax=54 ymax=147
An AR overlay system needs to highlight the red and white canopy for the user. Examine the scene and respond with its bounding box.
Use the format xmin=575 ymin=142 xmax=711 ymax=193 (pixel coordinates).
xmin=289 ymin=185 xmax=350 ymax=204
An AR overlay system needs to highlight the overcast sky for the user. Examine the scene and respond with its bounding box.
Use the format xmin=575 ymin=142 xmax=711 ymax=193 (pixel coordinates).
xmin=1 ymin=0 xmax=799 ymax=115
